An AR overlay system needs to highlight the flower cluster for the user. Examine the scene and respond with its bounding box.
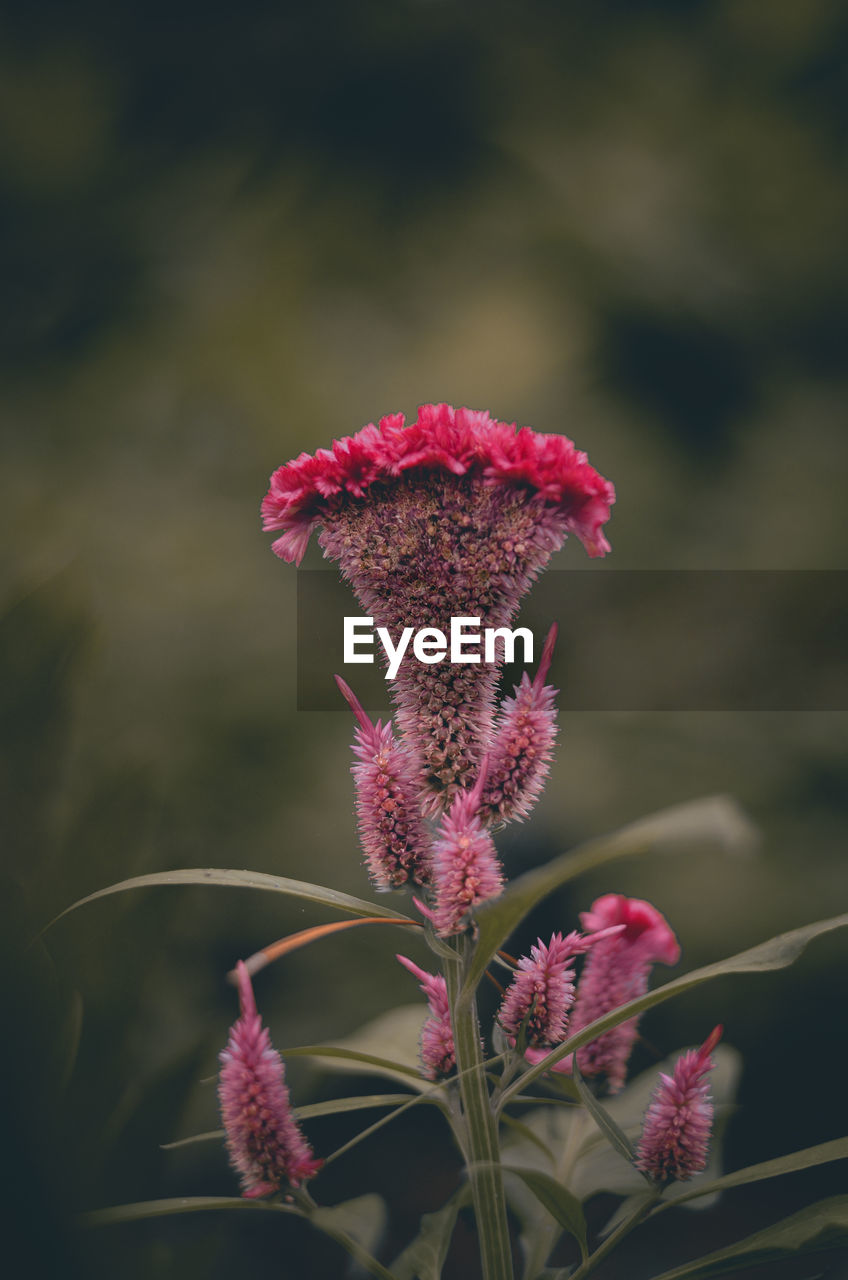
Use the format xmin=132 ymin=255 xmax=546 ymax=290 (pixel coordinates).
xmin=264 ymin=404 xmax=613 ymax=808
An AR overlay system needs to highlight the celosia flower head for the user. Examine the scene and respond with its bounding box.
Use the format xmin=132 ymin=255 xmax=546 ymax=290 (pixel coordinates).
xmin=429 ymin=759 xmax=504 ymax=936
xmin=481 ymin=623 xmax=559 ymax=826
xmin=498 ymin=930 xmax=591 ymax=1049
xmin=218 ymin=961 xmax=321 ymax=1197
xmin=263 ymin=405 xmax=614 ymax=807
xmin=335 ymin=675 xmax=431 ymax=889
xmin=635 ymin=1025 xmax=723 ymax=1183
xmin=569 ymin=895 xmax=681 ymax=1092
xmin=397 ymin=954 xmax=455 ymax=1079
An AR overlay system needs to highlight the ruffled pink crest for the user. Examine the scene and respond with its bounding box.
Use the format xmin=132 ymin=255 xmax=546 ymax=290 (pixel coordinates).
xmin=261 ymin=403 xmax=614 ymax=564
xmin=580 ymin=894 xmax=681 ymax=966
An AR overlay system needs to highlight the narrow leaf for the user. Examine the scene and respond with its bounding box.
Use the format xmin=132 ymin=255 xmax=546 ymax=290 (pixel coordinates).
xmin=391 ymin=1188 xmax=471 ymax=1280
xmin=161 ymin=1094 xmax=428 ymax=1150
xmin=241 ymin=917 xmax=421 ymax=977
xmin=645 ymin=1194 xmax=848 ymax=1280
xmin=81 ymin=1195 xmax=301 ymax=1227
xmin=461 ymin=795 xmax=757 ymax=1002
xmin=294 ymin=1004 xmax=431 ymax=1090
xmin=660 ymin=1136 xmax=848 ymax=1209
xmin=311 ymin=1195 xmax=394 ymax=1280
xmin=572 ymin=1059 xmax=637 ymax=1165
xmin=503 ymin=1166 xmax=589 ymax=1261
xmin=283 ymin=1043 xmax=425 ymax=1084
xmin=506 ymin=913 xmax=848 ymax=1098
xmin=40 ymin=868 xmax=412 ymax=938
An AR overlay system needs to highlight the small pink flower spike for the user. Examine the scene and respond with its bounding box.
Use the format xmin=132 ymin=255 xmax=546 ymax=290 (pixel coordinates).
xmin=218 ymin=962 xmax=322 ymax=1197
xmin=635 ymin=1025 xmax=723 ymax=1183
xmin=569 ymin=895 xmax=681 ymax=1092
xmin=429 ymin=757 xmax=505 ymax=936
xmin=335 ymin=675 xmax=431 ymax=890
xmin=500 ymin=924 xmax=625 ymax=1058
xmin=397 ymin=954 xmax=456 ymax=1079
xmin=498 ymin=929 xmax=586 ymax=1048
xmin=481 ymin=623 xmax=559 ymax=826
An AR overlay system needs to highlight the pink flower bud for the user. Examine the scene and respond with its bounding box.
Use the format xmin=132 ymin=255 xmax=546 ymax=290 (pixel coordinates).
xmin=429 ymin=760 xmax=504 ymax=936
xmin=396 ymin=954 xmax=456 ymax=1079
xmin=498 ymin=930 xmax=586 ymax=1048
xmin=635 ymin=1025 xmax=723 ymax=1182
xmin=569 ymin=895 xmax=681 ymax=1092
xmin=481 ymin=624 xmax=559 ymax=825
xmin=336 ymin=675 xmax=431 ymax=889
xmin=218 ymin=962 xmax=321 ymax=1197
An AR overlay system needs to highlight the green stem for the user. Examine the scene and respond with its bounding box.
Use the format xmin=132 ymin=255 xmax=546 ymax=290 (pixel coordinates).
xmin=568 ymin=1190 xmax=661 ymax=1280
xmin=445 ymin=937 xmax=514 ymax=1280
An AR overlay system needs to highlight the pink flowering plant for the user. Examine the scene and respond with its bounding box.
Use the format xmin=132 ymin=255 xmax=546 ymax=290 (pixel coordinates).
xmin=57 ymin=405 xmax=848 ymax=1278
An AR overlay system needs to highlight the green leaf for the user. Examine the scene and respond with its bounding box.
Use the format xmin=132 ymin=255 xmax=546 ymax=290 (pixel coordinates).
xmin=40 ymin=868 xmax=412 ymax=937
xmin=659 ymin=1136 xmax=848 ymax=1210
xmin=81 ymin=1195 xmax=301 ymax=1227
xmin=294 ymin=1004 xmax=431 ymax=1090
xmin=390 ymin=1187 xmax=471 ymax=1280
xmin=161 ymin=1094 xmax=429 ymax=1151
xmin=461 ymin=795 xmax=757 ymax=1002
xmin=503 ymin=1166 xmax=588 ymax=1262
xmin=506 ymin=913 xmax=848 ymax=1097
xmin=311 ymin=1195 xmax=392 ymax=1280
xmin=571 ymin=1059 xmax=637 ymax=1166
xmin=645 ymin=1194 xmax=848 ymax=1280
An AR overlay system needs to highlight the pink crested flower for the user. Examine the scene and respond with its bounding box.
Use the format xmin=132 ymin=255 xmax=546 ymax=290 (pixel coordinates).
xmin=262 ymin=405 xmax=614 ymax=808
xmin=568 ymin=895 xmax=681 ymax=1093
xmin=635 ymin=1025 xmax=723 ymax=1183
xmin=397 ymin=954 xmax=456 ymax=1079
xmin=218 ymin=962 xmax=322 ymax=1197
xmin=481 ymin=624 xmax=559 ymax=826
xmin=429 ymin=761 xmax=504 ymax=936
xmin=335 ymin=676 xmax=431 ymax=889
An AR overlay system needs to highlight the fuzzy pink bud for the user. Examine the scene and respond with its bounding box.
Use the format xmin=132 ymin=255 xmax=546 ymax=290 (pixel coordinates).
xmin=336 ymin=675 xmax=431 ymax=889
xmin=569 ymin=895 xmax=681 ymax=1092
xmin=218 ymin=962 xmax=321 ymax=1196
xmin=498 ymin=930 xmax=587 ymax=1048
xmin=635 ymin=1025 xmax=722 ymax=1182
xmin=481 ymin=623 xmax=559 ymax=825
xmin=429 ymin=759 xmax=504 ymax=936
xmin=396 ymin=954 xmax=456 ymax=1079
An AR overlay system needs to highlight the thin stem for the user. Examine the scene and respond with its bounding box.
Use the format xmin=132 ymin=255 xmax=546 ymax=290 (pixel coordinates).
xmin=445 ymin=936 xmax=514 ymax=1280
xmin=568 ymin=1190 xmax=661 ymax=1280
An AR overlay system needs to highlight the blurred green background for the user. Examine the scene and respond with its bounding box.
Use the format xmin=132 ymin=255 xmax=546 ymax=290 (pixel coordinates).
xmin=2 ymin=2 xmax=846 ymax=1276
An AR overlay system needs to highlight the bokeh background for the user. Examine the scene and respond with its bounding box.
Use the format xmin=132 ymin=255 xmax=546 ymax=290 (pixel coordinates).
xmin=2 ymin=2 xmax=847 ymax=1277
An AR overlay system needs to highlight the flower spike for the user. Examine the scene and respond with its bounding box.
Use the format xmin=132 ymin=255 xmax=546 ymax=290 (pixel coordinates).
xmin=429 ymin=756 xmax=504 ymax=937
xmin=481 ymin=623 xmax=559 ymax=825
xmin=335 ymin=675 xmax=431 ymax=890
xmin=397 ymin=954 xmax=456 ymax=1079
xmin=635 ymin=1026 xmax=723 ymax=1183
xmin=218 ymin=962 xmax=321 ymax=1197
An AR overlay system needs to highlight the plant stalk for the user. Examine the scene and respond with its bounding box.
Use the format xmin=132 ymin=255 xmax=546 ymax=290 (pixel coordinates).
xmin=445 ymin=937 xmax=514 ymax=1280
